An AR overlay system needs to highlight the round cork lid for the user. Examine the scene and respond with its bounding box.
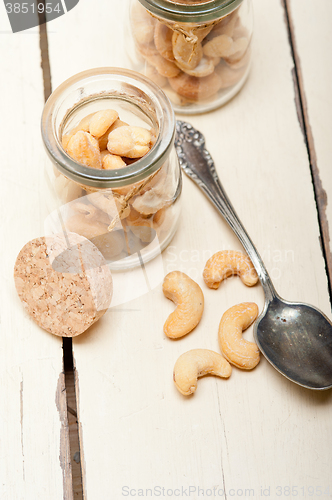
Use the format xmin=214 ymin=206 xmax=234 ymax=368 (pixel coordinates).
xmin=14 ymin=233 xmax=113 ymax=337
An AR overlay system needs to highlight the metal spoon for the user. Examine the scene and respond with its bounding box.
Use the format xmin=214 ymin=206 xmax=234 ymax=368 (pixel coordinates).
xmin=175 ymin=120 xmax=332 ymax=390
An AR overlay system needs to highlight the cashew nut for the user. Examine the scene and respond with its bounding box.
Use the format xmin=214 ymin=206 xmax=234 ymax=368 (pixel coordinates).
xmin=107 ymin=126 xmax=152 ymax=158
xmin=168 ymin=71 xmax=222 ymax=101
xmin=172 ymin=32 xmax=203 ymax=70
xmin=218 ymin=302 xmax=260 ymax=370
xmin=173 ymin=349 xmax=232 ymax=396
xmin=154 ymin=22 xmax=175 ymax=61
xmin=130 ymin=224 xmax=155 ymax=243
xmin=224 ymin=47 xmax=251 ymax=70
xmin=203 ymin=250 xmax=258 ymax=288
xmin=143 ymin=53 xmax=181 ymax=78
xmin=64 ymin=214 xmax=109 ymax=241
xmin=126 ymin=209 xmax=155 ymax=243
xmin=162 ymin=271 xmax=204 ymax=339
xmin=175 ymin=56 xmax=215 ymax=78
xmin=145 ymin=64 xmax=168 ymax=88
xmin=126 ymin=207 xmax=167 ymax=242
xmin=71 ymin=201 xmax=114 ymax=226
xmin=132 ymin=168 xmax=174 ymax=215
xmin=70 ymin=112 xmax=96 ymax=135
xmin=210 ymin=11 xmax=238 ymax=38
xmin=203 ymin=34 xmax=234 ymax=58
xmin=89 ymin=109 xmax=119 ymax=139
xmin=131 ymin=1 xmax=156 ymax=45
xmin=71 ymin=201 xmax=98 ymax=219
xmin=153 ymin=208 xmax=165 ymax=228
xmin=66 ymin=131 xmax=102 ymax=169
xmin=87 ymin=191 xmax=130 ymax=221
xmin=53 ymin=174 xmax=83 ymax=203
xmin=132 ymin=187 xmax=169 ymax=215
xmin=214 ymin=60 xmax=247 ymax=88
xmin=62 ymin=134 xmax=72 ymax=151
xmin=101 ymin=152 xmax=126 ymax=170
xmin=98 ymin=119 xmax=129 ymax=151
xmin=137 ymin=40 xmax=159 ymax=57
xmin=224 ymin=37 xmax=249 ymax=65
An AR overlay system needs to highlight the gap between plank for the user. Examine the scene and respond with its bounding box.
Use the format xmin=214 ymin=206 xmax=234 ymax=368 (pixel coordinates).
xmin=37 ymin=0 xmax=52 ymax=101
xmin=63 ymin=338 xmax=84 ymax=500
xmin=37 ymin=2 xmax=84 ymax=498
xmin=282 ymin=0 xmax=332 ymax=303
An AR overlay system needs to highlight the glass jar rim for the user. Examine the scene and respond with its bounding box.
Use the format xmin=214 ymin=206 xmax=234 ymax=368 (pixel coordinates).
xmin=138 ymin=0 xmax=243 ymax=23
xmin=41 ymin=68 xmax=175 ymax=189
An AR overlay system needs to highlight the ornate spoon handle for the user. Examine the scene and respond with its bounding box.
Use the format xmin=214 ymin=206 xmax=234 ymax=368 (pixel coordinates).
xmin=175 ymin=120 xmax=277 ymax=301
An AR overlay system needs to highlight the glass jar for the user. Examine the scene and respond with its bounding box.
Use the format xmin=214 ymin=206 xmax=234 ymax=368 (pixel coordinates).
xmin=127 ymin=0 xmax=253 ymax=114
xmin=41 ymin=68 xmax=181 ymax=271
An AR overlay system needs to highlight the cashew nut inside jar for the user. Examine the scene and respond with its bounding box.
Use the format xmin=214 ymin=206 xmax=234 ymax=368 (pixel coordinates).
xmin=127 ymin=0 xmax=253 ymax=114
xmin=41 ymin=68 xmax=181 ymax=271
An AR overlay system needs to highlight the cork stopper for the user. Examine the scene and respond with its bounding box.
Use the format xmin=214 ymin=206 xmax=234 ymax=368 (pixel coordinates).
xmin=14 ymin=233 xmax=113 ymax=337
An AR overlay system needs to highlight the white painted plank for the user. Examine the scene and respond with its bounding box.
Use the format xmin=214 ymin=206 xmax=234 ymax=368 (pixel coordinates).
xmin=0 ymin=10 xmax=70 ymax=500
xmin=46 ymin=1 xmax=130 ymax=88
xmin=288 ymin=0 xmax=332 ymax=268
xmin=47 ymin=0 xmax=332 ymax=498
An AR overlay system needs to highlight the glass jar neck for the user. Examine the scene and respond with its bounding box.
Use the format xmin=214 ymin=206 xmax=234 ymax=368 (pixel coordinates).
xmin=42 ymin=68 xmax=175 ymax=190
xmin=138 ymin=0 xmax=243 ymax=23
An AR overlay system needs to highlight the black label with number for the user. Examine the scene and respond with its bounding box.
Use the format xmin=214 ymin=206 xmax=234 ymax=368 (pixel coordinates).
xmin=4 ymin=0 xmax=80 ymax=33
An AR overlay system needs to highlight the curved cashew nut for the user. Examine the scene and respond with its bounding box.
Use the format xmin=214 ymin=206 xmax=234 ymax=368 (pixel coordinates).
xmin=218 ymin=302 xmax=260 ymax=370
xmin=89 ymin=109 xmax=118 ymax=139
xmin=145 ymin=64 xmax=168 ymax=88
xmin=126 ymin=211 xmax=155 ymax=243
xmin=173 ymin=349 xmax=232 ymax=396
xmin=175 ymin=56 xmax=215 ymax=78
xmin=203 ymin=250 xmax=258 ymax=289
xmin=154 ymin=22 xmax=175 ymax=62
xmin=71 ymin=202 xmax=97 ymax=219
xmin=172 ymin=32 xmax=203 ymax=70
xmin=66 ymin=131 xmax=102 ymax=170
xmin=168 ymin=71 xmax=222 ymax=101
xmin=65 ymin=214 xmax=109 ymax=241
xmin=131 ymin=1 xmax=156 ymax=45
xmin=87 ymin=192 xmax=130 ymax=222
xmin=162 ymin=271 xmax=204 ymax=339
xmin=143 ymin=54 xmax=180 ymax=78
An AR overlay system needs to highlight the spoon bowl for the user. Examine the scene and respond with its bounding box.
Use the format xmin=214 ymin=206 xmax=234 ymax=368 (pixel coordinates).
xmin=175 ymin=120 xmax=332 ymax=390
xmin=255 ymin=296 xmax=332 ymax=389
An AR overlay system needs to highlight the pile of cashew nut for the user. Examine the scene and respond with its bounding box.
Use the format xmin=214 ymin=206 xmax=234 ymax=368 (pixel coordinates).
xmin=162 ymin=250 xmax=261 ymax=396
xmin=131 ymin=1 xmax=251 ymax=103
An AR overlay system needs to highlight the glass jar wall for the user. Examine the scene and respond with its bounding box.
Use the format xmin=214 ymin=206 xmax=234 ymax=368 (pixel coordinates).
xmin=41 ymin=68 xmax=181 ymax=270
xmin=128 ymin=0 xmax=253 ymax=114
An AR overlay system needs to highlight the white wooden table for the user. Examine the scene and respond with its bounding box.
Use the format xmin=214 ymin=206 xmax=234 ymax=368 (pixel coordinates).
xmin=1 ymin=0 xmax=332 ymax=499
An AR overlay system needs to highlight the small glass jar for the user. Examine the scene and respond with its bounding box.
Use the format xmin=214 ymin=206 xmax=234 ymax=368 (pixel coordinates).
xmin=127 ymin=0 xmax=253 ymax=114
xmin=41 ymin=68 xmax=181 ymax=270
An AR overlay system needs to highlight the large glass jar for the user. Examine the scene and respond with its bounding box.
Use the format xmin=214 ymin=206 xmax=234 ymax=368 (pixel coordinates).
xmin=41 ymin=68 xmax=181 ymax=270
xmin=127 ymin=0 xmax=253 ymax=114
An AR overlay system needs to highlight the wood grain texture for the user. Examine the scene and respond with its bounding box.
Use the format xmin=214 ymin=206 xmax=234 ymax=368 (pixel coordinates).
xmin=46 ymin=0 xmax=332 ymax=497
xmin=286 ymin=0 xmax=332 ymax=292
xmin=0 ymin=11 xmax=71 ymax=500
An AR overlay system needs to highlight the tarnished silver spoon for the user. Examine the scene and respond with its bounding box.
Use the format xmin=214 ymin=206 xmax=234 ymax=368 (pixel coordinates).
xmin=175 ymin=120 xmax=332 ymax=390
